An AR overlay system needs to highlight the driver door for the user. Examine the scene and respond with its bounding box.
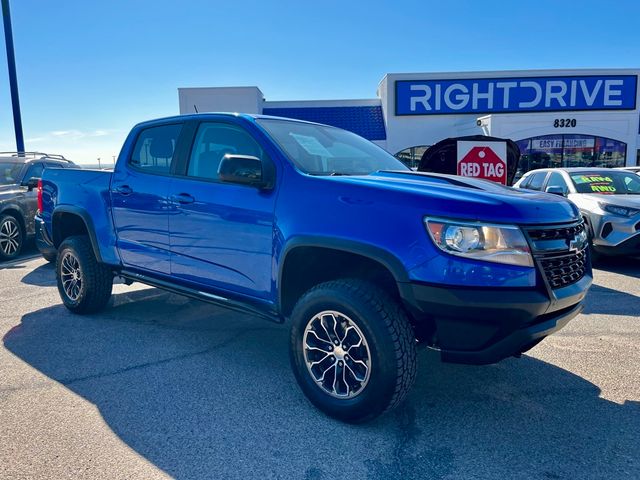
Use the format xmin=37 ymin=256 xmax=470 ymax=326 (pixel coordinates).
xmin=168 ymin=120 xmax=278 ymax=299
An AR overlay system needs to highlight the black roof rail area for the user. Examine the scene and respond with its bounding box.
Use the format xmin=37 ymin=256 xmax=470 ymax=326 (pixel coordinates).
xmin=0 ymin=151 xmax=72 ymax=162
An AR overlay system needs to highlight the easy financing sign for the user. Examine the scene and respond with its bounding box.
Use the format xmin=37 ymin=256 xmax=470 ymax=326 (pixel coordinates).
xmin=395 ymin=75 xmax=637 ymax=115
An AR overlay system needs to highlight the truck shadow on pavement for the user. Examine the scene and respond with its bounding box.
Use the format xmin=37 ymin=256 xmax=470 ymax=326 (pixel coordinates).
xmin=4 ymin=288 xmax=640 ymax=480
xmin=19 ymin=261 xmax=55 ymax=286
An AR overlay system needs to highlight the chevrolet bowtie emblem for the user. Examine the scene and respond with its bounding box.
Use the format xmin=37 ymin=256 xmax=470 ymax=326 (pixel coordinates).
xmin=568 ymin=230 xmax=587 ymax=252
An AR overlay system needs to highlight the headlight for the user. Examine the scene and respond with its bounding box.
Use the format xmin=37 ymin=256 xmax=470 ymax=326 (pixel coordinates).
xmin=424 ymin=218 xmax=533 ymax=267
xmin=601 ymin=203 xmax=640 ymax=217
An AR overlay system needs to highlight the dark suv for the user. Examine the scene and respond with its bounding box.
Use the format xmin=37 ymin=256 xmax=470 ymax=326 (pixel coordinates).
xmin=0 ymin=152 xmax=76 ymax=261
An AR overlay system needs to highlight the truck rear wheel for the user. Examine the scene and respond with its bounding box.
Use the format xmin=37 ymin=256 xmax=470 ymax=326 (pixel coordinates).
xmin=56 ymin=235 xmax=113 ymax=314
xmin=289 ymin=279 xmax=417 ymax=423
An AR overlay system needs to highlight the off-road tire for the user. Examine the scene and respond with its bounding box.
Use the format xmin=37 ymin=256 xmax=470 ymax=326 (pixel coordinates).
xmin=56 ymin=235 xmax=113 ymax=314
xmin=289 ymin=279 xmax=417 ymax=423
xmin=0 ymin=214 xmax=23 ymax=261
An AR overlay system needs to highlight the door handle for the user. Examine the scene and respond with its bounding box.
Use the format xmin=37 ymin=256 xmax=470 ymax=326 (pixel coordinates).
xmin=113 ymin=184 xmax=133 ymax=195
xmin=171 ymin=193 xmax=195 ymax=204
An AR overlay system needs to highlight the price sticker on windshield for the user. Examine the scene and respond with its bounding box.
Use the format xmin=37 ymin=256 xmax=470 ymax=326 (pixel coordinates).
xmin=290 ymin=133 xmax=333 ymax=157
xmin=575 ymin=175 xmax=616 ymax=193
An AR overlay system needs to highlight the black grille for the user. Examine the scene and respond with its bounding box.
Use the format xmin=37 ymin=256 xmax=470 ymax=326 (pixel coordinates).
xmin=525 ymin=222 xmax=588 ymax=289
xmin=527 ymin=223 xmax=585 ymax=241
xmin=538 ymin=248 xmax=588 ymax=289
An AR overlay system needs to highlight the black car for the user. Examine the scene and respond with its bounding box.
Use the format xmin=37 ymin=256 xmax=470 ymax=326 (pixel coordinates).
xmin=0 ymin=152 xmax=76 ymax=261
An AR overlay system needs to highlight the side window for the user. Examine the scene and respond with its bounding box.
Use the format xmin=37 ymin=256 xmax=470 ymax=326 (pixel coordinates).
xmin=44 ymin=162 xmax=63 ymax=170
xmin=130 ymin=123 xmax=183 ymax=174
xmin=23 ymin=162 xmax=44 ymax=180
xmin=187 ymin=122 xmax=265 ymax=181
xmin=527 ymin=172 xmax=547 ymax=191
xmin=518 ymin=175 xmax=531 ymax=189
xmin=624 ymin=175 xmax=640 ymax=192
xmin=546 ymin=172 xmax=567 ymax=190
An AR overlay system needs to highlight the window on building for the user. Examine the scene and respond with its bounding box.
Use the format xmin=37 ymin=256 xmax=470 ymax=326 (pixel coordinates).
xmin=516 ymin=134 xmax=626 ymax=177
xmin=394 ymin=145 xmax=430 ymax=170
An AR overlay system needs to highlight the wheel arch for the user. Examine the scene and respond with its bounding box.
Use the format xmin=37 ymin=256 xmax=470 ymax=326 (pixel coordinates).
xmin=52 ymin=206 xmax=103 ymax=263
xmin=0 ymin=204 xmax=26 ymax=235
xmin=278 ymin=237 xmax=410 ymax=317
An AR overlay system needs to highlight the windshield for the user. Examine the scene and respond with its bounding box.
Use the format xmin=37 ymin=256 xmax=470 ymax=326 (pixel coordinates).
xmin=0 ymin=162 xmax=23 ymax=185
xmin=570 ymin=171 xmax=640 ymax=195
xmin=256 ymin=119 xmax=409 ymax=175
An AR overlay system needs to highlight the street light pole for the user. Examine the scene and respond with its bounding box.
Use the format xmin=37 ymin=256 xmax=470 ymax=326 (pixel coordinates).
xmin=1 ymin=0 xmax=25 ymax=154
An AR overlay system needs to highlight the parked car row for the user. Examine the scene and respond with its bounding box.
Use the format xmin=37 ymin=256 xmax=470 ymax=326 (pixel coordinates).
xmin=0 ymin=152 xmax=77 ymax=261
xmin=514 ymin=168 xmax=640 ymax=259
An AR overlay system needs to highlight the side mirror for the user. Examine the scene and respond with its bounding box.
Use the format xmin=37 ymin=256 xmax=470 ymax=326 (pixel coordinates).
xmin=545 ymin=185 xmax=568 ymax=196
xmin=24 ymin=177 xmax=40 ymax=191
xmin=218 ymin=154 xmax=273 ymax=189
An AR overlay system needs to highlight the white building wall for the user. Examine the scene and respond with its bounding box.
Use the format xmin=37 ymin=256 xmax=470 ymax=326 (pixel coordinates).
xmin=178 ymin=87 xmax=264 ymax=114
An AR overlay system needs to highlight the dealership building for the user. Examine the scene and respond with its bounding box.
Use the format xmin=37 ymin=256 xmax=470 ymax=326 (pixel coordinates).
xmin=178 ymin=69 xmax=640 ymax=174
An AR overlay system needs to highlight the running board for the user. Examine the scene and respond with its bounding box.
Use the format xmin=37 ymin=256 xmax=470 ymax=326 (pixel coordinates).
xmin=119 ymin=270 xmax=282 ymax=323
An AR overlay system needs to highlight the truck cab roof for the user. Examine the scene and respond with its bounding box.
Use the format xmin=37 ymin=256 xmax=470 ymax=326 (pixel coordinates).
xmin=132 ymin=112 xmax=327 ymax=130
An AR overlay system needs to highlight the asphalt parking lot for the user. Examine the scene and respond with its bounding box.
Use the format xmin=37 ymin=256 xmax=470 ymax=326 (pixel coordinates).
xmin=1 ymin=249 xmax=639 ymax=480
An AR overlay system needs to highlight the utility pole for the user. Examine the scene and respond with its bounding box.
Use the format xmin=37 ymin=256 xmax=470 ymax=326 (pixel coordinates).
xmin=1 ymin=0 xmax=25 ymax=154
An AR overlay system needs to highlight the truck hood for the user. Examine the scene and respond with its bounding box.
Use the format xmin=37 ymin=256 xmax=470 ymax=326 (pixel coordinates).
xmin=326 ymin=170 xmax=579 ymax=225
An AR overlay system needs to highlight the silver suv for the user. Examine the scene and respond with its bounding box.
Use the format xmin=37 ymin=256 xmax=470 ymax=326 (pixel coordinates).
xmin=514 ymin=168 xmax=640 ymax=258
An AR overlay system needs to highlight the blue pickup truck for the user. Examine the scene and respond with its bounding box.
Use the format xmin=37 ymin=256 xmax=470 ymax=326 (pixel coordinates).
xmin=37 ymin=113 xmax=592 ymax=422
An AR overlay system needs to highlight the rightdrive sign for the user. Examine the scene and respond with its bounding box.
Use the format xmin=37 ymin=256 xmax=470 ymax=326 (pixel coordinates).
xmin=395 ymin=75 xmax=637 ymax=115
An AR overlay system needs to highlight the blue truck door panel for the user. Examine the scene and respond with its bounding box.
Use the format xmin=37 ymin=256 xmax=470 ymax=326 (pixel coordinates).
xmin=110 ymin=123 xmax=184 ymax=275
xmin=168 ymin=121 xmax=277 ymax=299
xmin=111 ymin=169 xmax=172 ymax=274
xmin=168 ymin=179 xmax=276 ymax=298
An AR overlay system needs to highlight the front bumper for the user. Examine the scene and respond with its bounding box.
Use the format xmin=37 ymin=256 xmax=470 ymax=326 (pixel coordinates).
xmin=400 ymin=273 xmax=591 ymax=365
xmin=589 ymin=211 xmax=640 ymax=256
xmin=35 ymin=215 xmax=56 ymax=258
xmin=593 ymin=232 xmax=640 ymax=256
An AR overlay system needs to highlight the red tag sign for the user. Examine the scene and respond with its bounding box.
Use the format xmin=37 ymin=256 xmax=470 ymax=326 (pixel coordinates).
xmin=456 ymin=141 xmax=507 ymax=185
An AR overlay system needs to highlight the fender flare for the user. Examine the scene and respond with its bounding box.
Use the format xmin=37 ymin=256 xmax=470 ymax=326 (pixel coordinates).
xmin=277 ymin=236 xmax=410 ymax=310
xmin=52 ymin=205 xmax=103 ymax=263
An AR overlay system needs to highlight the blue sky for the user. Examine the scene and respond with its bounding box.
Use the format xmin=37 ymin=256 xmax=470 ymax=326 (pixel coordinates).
xmin=0 ymin=0 xmax=639 ymax=163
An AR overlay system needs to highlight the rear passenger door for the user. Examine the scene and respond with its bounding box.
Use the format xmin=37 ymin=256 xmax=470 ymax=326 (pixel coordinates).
xmin=167 ymin=120 xmax=278 ymax=300
xmin=111 ymin=123 xmax=184 ymax=275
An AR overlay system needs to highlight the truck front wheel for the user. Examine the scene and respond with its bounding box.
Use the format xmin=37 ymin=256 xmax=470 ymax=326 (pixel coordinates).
xmin=56 ymin=235 xmax=113 ymax=314
xmin=289 ymin=279 xmax=417 ymax=423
